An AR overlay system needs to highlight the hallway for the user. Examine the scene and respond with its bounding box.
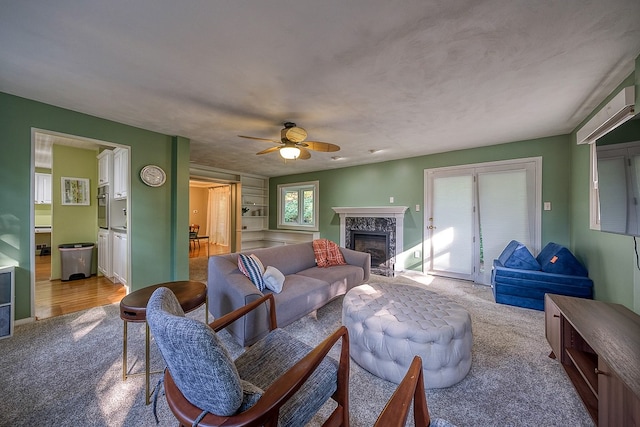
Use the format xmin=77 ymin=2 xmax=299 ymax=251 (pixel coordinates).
xmin=35 ymin=242 xmax=228 ymax=320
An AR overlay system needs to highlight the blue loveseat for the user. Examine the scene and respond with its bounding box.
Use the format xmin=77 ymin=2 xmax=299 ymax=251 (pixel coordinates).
xmin=491 ymin=241 xmax=593 ymax=311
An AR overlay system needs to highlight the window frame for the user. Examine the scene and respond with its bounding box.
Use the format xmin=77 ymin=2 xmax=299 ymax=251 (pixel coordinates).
xmin=277 ymin=180 xmax=319 ymax=231
xmin=589 ymin=142 xmax=601 ymax=231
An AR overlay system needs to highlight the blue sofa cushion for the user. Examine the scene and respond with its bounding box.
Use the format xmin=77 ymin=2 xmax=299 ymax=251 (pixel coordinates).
xmin=536 ymin=242 xmax=588 ymax=277
xmin=491 ymin=260 xmax=593 ymax=311
xmin=497 ymin=240 xmax=541 ymax=271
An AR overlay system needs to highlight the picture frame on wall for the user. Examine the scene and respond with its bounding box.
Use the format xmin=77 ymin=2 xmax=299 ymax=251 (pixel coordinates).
xmin=61 ymin=177 xmax=90 ymax=206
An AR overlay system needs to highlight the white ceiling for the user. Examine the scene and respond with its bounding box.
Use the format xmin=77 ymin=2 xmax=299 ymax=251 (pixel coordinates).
xmin=2 ymin=1 xmax=639 ymax=177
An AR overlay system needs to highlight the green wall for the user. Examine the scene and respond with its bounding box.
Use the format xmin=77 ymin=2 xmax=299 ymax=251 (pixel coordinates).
xmin=50 ymin=144 xmax=99 ymax=279
xmin=271 ymin=55 xmax=640 ymax=313
xmin=570 ymin=65 xmax=640 ymax=311
xmin=0 ymin=92 xmax=190 ymax=320
xmin=270 ymin=134 xmax=573 ymax=271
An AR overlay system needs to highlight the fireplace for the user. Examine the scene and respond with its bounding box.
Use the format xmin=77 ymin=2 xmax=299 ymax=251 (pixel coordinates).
xmin=333 ymin=206 xmax=408 ymax=276
xmin=351 ymin=231 xmax=391 ymax=276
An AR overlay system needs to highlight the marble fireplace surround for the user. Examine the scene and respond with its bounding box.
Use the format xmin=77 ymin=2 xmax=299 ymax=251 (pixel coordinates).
xmin=332 ymin=206 xmax=408 ymax=273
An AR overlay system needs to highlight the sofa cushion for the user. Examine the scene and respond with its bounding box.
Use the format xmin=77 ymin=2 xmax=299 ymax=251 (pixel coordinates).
xmin=263 ymin=266 xmax=285 ymax=293
xmin=238 ymin=253 xmax=266 ymax=291
xmin=536 ymin=242 xmax=588 ymax=277
xmin=298 ymin=265 xmax=365 ymax=291
xmin=270 ymin=275 xmax=333 ymax=325
xmin=497 ymin=240 xmax=540 ymax=270
xmin=246 ymin=243 xmax=318 ymax=275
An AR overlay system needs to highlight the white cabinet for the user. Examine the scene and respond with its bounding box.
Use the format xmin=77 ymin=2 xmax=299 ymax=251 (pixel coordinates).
xmin=34 ymin=172 xmax=52 ymax=204
xmin=113 ymin=148 xmax=129 ymax=200
xmin=97 ymin=229 xmax=112 ymax=279
xmin=0 ymin=266 xmax=14 ymax=339
xmin=97 ymin=150 xmax=113 ymax=187
xmin=112 ymin=231 xmax=128 ymax=286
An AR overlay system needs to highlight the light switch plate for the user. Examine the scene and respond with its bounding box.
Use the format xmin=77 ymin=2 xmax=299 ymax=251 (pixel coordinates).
xmin=544 ymin=202 xmax=551 ymax=211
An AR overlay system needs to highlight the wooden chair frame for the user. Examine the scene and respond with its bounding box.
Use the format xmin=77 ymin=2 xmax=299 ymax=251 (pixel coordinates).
xmin=374 ymin=356 xmax=431 ymax=427
xmin=163 ymin=293 xmax=350 ymax=427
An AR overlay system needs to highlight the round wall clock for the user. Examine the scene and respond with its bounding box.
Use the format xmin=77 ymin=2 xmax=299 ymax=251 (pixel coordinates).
xmin=140 ymin=165 xmax=166 ymax=187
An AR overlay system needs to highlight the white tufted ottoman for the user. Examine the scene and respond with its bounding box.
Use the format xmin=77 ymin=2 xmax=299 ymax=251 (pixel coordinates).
xmin=342 ymin=282 xmax=472 ymax=388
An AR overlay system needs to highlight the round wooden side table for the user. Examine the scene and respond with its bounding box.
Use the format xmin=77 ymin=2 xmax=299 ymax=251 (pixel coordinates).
xmin=119 ymin=280 xmax=208 ymax=404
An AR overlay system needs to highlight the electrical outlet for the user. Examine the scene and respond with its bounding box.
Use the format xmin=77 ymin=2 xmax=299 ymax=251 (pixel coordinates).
xmin=389 ymin=196 xmax=394 ymax=203
xmin=414 ymin=250 xmax=421 ymax=258
xmin=415 ymin=204 xmax=420 ymax=212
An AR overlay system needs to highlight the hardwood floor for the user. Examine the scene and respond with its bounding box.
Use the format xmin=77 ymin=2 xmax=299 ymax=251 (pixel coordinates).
xmin=35 ymin=255 xmax=126 ymax=320
xmin=35 ymin=242 xmax=229 ymax=320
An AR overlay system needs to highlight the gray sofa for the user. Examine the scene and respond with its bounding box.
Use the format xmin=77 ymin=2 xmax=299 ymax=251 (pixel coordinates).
xmin=208 ymin=242 xmax=371 ymax=346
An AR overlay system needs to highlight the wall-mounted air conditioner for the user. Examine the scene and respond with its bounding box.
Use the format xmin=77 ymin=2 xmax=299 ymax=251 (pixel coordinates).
xmin=576 ymin=86 xmax=636 ymax=144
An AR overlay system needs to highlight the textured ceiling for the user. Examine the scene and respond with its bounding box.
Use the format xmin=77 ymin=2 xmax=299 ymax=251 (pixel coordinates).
xmin=2 ymin=1 xmax=639 ymax=177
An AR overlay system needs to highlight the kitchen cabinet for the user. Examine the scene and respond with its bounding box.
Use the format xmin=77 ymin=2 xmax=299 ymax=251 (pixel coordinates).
xmin=113 ymin=147 xmax=129 ymax=200
xmin=112 ymin=231 xmax=128 ymax=286
xmin=97 ymin=150 xmax=113 ymax=187
xmin=34 ymin=172 xmax=52 ymax=204
xmin=97 ymin=229 xmax=112 ymax=279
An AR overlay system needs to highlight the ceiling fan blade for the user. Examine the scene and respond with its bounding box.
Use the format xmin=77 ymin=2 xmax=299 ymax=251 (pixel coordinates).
xmin=256 ymin=146 xmax=281 ymax=155
xmin=302 ymin=141 xmax=341 ymax=152
xmin=238 ymin=135 xmax=280 ymax=143
xmin=298 ymin=147 xmax=312 ymax=159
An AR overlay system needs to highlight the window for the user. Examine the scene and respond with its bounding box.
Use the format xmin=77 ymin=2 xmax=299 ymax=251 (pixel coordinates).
xmin=277 ymin=181 xmax=319 ymax=231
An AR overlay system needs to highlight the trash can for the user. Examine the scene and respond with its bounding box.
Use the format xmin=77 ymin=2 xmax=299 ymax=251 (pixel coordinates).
xmin=59 ymin=243 xmax=94 ymax=281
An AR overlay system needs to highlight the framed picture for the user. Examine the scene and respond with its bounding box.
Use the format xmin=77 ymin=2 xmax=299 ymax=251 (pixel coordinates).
xmin=61 ymin=177 xmax=90 ymax=206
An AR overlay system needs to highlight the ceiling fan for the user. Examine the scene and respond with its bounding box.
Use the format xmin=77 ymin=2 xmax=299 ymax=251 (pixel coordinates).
xmin=238 ymin=122 xmax=340 ymax=160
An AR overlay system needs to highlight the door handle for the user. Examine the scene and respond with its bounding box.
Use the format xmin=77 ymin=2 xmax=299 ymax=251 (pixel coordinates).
xmin=427 ymin=225 xmax=437 ymax=230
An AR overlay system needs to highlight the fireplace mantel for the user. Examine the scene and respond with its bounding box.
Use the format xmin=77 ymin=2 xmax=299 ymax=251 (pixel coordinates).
xmin=332 ymin=206 xmax=408 ymax=217
xmin=332 ymin=206 xmax=408 ymax=273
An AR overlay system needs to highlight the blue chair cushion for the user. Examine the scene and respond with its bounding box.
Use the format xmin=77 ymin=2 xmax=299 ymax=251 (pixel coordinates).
xmin=147 ymin=287 xmax=262 ymax=416
xmin=235 ymin=328 xmax=339 ymax=427
xmin=497 ymin=240 xmax=540 ymax=271
xmin=536 ymin=242 xmax=588 ymax=277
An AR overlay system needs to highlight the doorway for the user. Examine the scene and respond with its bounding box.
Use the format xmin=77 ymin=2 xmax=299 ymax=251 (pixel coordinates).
xmin=189 ymin=180 xmax=232 ymax=259
xmin=32 ymin=130 xmax=128 ymax=319
xmin=424 ymin=157 xmax=541 ymax=284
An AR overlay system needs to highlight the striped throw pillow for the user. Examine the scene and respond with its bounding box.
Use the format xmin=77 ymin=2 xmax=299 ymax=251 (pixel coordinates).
xmin=238 ymin=253 xmax=266 ymax=291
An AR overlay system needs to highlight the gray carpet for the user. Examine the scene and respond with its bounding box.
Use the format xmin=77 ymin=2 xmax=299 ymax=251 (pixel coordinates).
xmin=0 ymin=264 xmax=593 ymax=426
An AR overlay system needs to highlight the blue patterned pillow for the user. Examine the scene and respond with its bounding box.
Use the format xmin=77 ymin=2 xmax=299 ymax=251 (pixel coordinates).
xmin=238 ymin=253 xmax=266 ymax=291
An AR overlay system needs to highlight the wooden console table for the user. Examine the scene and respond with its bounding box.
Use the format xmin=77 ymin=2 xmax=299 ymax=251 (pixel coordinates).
xmin=545 ymin=294 xmax=640 ymax=426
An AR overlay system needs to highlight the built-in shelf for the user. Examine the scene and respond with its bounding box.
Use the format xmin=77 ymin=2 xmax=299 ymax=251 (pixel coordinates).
xmin=240 ymin=175 xmax=269 ymax=250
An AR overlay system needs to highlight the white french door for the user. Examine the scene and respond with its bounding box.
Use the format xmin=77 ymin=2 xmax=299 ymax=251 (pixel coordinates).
xmin=427 ymin=171 xmax=475 ymax=279
xmin=424 ymin=158 xmax=541 ymax=284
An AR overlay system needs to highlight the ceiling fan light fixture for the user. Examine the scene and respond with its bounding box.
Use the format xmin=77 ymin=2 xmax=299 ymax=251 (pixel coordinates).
xmin=280 ymin=146 xmax=301 ymax=159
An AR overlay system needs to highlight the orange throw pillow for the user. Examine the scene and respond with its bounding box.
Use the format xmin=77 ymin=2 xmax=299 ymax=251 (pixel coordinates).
xmin=327 ymin=240 xmax=347 ymax=266
xmin=313 ymin=239 xmax=329 ymax=267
